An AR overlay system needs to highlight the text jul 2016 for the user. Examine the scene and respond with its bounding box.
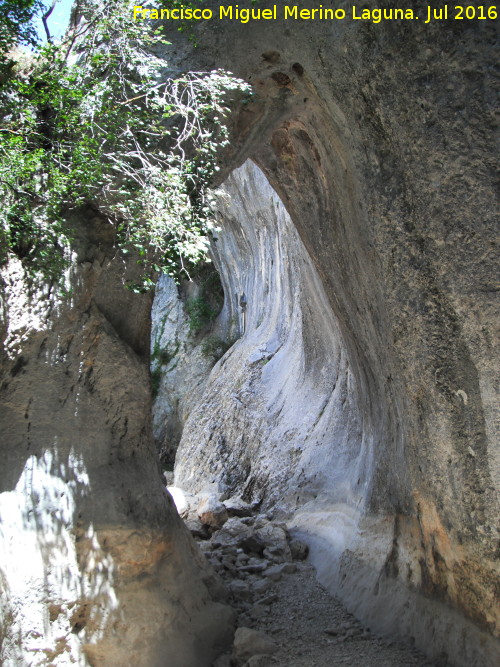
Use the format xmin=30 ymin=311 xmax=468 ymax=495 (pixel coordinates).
xmin=133 ymin=4 xmax=499 ymax=24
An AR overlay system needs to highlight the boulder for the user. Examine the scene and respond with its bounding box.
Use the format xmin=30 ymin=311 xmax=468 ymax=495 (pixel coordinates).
xmin=223 ymin=495 xmax=257 ymax=517
xmin=233 ymin=627 xmax=278 ymax=662
xmin=198 ymin=494 xmax=229 ymax=529
xmin=212 ymin=518 xmax=261 ymax=552
xmin=184 ymin=515 xmax=210 ymax=539
xmin=255 ymin=523 xmax=291 ymax=561
xmin=167 ymin=486 xmax=193 ymax=518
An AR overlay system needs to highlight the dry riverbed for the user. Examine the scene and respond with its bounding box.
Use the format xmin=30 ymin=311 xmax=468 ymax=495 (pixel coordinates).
xmin=169 ymin=487 xmax=435 ymax=667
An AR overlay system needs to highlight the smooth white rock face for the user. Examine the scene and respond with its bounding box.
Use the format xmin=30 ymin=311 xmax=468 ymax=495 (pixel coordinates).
xmin=175 ymin=161 xmax=369 ymax=517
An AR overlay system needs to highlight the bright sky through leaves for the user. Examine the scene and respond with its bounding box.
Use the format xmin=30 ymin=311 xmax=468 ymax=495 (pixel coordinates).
xmin=33 ymin=0 xmax=73 ymax=41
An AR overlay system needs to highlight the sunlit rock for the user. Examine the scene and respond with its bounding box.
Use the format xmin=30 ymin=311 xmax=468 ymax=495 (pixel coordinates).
xmin=0 ymin=215 xmax=234 ymax=666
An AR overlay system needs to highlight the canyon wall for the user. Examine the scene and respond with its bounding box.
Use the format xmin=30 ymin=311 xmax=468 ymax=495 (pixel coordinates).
xmin=163 ymin=4 xmax=499 ymax=665
xmin=0 ymin=210 xmax=233 ymax=666
xmin=0 ymin=1 xmax=498 ymax=665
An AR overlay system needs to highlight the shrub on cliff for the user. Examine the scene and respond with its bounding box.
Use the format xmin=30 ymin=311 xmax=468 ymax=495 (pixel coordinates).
xmin=0 ymin=0 xmax=250 ymax=287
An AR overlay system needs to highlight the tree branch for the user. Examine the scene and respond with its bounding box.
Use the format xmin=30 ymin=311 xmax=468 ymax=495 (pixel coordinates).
xmin=0 ymin=179 xmax=47 ymax=203
xmin=42 ymin=0 xmax=57 ymax=44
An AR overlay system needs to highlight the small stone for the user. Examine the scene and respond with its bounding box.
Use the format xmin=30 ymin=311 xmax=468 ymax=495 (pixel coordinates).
xmin=250 ymin=578 xmax=274 ymax=596
xmin=255 ymin=594 xmax=278 ymax=606
xmin=263 ymin=563 xmax=291 ymax=581
xmin=281 ymin=562 xmax=296 ymax=574
xmin=221 ymin=557 xmax=239 ymax=575
xmin=289 ymin=539 xmax=309 ymax=561
xmin=239 ymin=563 xmax=268 ymax=574
xmin=198 ymin=494 xmax=229 ymax=529
xmin=229 ymin=580 xmax=254 ymax=600
xmin=325 ymin=628 xmax=341 ymax=636
xmin=223 ymin=495 xmax=256 ymax=517
xmin=236 ymin=552 xmax=249 ymax=564
xmin=221 ymin=544 xmax=238 ymax=556
xmin=345 ymin=627 xmax=362 ymax=637
xmin=212 ymin=654 xmax=232 ymax=667
xmin=248 ymin=605 xmax=269 ymax=620
xmin=233 ymin=627 xmax=278 ymax=661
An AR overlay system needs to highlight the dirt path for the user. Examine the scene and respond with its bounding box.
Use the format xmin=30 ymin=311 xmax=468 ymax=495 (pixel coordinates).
xmin=244 ymin=560 xmax=434 ymax=666
xmin=187 ymin=503 xmax=435 ymax=667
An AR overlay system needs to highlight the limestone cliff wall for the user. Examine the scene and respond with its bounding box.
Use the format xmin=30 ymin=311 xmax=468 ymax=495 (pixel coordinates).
xmin=166 ymin=5 xmax=499 ymax=665
xmin=0 ymin=2 xmax=497 ymax=664
xmin=0 ymin=210 xmax=233 ymax=665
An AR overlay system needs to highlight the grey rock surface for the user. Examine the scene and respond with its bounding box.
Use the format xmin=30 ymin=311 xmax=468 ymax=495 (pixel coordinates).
xmin=166 ymin=6 xmax=500 ymax=661
xmin=151 ymin=274 xmax=216 ymax=465
xmin=233 ymin=627 xmax=278 ymax=661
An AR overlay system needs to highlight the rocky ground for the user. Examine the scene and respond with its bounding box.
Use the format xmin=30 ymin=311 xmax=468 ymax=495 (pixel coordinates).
xmin=167 ymin=486 xmax=436 ymax=667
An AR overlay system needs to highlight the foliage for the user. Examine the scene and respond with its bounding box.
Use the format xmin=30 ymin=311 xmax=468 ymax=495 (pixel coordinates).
xmin=0 ymin=0 xmax=43 ymax=64
xmin=185 ymin=295 xmax=217 ymax=333
xmin=150 ymin=365 xmax=162 ymax=399
xmin=152 ymin=338 xmax=179 ymax=366
xmin=201 ymin=335 xmax=231 ymax=361
xmin=0 ymin=0 xmax=251 ymax=287
xmin=184 ymin=262 xmax=225 ymax=333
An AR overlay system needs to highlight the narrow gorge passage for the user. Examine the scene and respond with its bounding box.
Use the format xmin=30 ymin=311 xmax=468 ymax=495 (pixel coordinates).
xmin=1 ymin=3 xmax=498 ymax=665
xmin=152 ymin=159 xmax=498 ymax=667
xmin=152 ymin=160 xmax=389 ymax=662
xmin=165 ymin=482 xmax=438 ymax=666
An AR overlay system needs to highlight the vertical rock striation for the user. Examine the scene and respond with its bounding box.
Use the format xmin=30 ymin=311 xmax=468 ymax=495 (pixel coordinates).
xmin=176 ymin=160 xmax=372 ymax=516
